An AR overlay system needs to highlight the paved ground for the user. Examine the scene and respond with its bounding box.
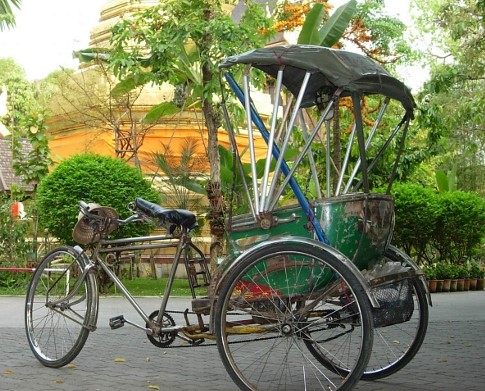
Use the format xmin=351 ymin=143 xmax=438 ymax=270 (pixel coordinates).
xmin=1 ymin=292 xmax=484 ymax=391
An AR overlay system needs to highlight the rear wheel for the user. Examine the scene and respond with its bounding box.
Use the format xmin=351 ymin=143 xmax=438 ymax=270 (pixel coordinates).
xmin=25 ymin=246 xmax=98 ymax=367
xmin=362 ymin=246 xmax=429 ymax=379
xmin=215 ymin=239 xmax=373 ymax=391
xmin=305 ymin=245 xmax=429 ymax=380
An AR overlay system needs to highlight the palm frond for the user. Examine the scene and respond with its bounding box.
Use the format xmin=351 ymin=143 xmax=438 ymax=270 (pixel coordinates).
xmin=0 ymin=0 xmax=22 ymax=31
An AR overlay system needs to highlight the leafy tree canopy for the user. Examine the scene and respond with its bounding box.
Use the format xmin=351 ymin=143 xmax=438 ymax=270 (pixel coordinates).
xmin=413 ymin=0 xmax=485 ymax=194
xmin=109 ymin=0 xmax=272 ymax=98
xmin=0 ymin=57 xmax=25 ymax=81
xmin=0 ymin=57 xmax=40 ymax=133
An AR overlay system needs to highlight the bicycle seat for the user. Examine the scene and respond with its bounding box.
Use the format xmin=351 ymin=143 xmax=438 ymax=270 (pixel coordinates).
xmin=134 ymin=198 xmax=198 ymax=232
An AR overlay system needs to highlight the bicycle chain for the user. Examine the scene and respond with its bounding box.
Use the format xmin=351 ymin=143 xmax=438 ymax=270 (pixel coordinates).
xmin=159 ymin=309 xmax=283 ymax=349
xmin=159 ymin=333 xmax=283 ymax=349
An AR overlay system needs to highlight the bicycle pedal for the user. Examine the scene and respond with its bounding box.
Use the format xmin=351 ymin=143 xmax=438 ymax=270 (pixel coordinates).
xmin=109 ymin=315 xmax=125 ymax=329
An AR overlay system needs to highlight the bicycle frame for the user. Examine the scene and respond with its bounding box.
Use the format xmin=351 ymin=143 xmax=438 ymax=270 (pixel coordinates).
xmin=78 ymin=227 xmax=208 ymax=335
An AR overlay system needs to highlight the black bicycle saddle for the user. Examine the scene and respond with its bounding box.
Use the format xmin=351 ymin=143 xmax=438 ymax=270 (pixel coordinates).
xmin=134 ymin=198 xmax=198 ymax=232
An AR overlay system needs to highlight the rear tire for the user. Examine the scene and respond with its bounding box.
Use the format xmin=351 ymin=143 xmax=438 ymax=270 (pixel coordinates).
xmin=25 ymin=246 xmax=98 ymax=367
xmin=304 ymin=245 xmax=429 ymax=380
xmin=362 ymin=246 xmax=429 ymax=379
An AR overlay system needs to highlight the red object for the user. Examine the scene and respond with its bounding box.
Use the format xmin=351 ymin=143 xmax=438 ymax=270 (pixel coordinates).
xmin=11 ymin=202 xmax=24 ymax=219
xmin=11 ymin=202 xmax=19 ymax=218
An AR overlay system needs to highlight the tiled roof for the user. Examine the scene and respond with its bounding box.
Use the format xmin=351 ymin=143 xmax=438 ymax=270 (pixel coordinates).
xmin=0 ymin=138 xmax=35 ymax=193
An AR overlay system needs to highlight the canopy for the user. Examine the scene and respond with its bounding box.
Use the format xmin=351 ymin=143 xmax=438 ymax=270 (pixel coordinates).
xmin=220 ymin=45 xmax=415 ymax=117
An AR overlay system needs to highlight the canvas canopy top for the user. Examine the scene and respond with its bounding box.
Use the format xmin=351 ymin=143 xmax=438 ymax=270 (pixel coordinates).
xmin=219 ymin=45 xmax=415 ymax=118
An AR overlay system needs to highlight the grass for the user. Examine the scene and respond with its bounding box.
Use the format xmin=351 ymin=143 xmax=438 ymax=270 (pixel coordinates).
xmin=106 ymin=277 xmax=207 ymax=297
xmin=0 ymin=271 xmax=204 ymax=297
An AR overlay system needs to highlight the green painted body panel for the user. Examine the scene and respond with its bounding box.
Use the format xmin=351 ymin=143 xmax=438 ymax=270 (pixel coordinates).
xmin=221 ymin=193 xmax=394 ymax=295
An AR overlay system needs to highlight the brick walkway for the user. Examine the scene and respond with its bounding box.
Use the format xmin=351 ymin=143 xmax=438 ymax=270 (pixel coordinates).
xmin=1 ymin=292 xmax=484 ymax=391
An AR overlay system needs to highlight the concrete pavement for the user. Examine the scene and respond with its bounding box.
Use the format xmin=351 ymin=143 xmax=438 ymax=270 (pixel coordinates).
xmin=1 ymin=292 xmax=484 ymax=391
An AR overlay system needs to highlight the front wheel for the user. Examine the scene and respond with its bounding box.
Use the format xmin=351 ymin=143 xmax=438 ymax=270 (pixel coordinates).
xmin=214 ymin=239 xmax=374 ymax=391
xmin=25 ymin=246 xmax=98 ymax=367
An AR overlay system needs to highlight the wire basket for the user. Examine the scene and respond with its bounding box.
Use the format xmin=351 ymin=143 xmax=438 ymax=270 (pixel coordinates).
xmin=371 ymin=278 xmax=414 ymax=327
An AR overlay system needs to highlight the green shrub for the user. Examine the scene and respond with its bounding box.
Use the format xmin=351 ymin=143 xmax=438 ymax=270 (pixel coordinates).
xmin=389 ymin=183 xmax=438 ymax=262
xmin=469 ymin=261 xmax=485 ymax=278
xmin=421 ymin=264 xmax=437 ymax=280
xmin=0 ymin=194 xmax=32 ymax=266
xmin=36 ymin=153 xmax=161 ymax=244
xmin=389 ymin=183 xmax=485 ymax=264
xmin=432 ymin=191 xmax=485 ymax=263
xmin=435 ymin=262 xmax=451 ymax=280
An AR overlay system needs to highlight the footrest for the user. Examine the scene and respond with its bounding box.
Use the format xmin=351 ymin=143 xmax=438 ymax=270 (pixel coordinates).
xmin=109 ymin=315 xmax=125 ymax=329
xmin=186 ymin=258 xmax=211 ymax=289
xmin=192 ymin=297 xmax=211 ymax=315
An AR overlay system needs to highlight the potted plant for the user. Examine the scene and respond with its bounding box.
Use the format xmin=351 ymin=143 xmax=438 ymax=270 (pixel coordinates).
xmin=456 ymin=263 xmax=468 ymax=291
xmin=448 ymin=264 xmax=460 ymax=292
xmin=476 ymin=264 xmax=485 ymax=291
xmin=422 ymin=264 xmax=438 ymax=293
xmin=469 ymin=262 xmax=482 ymax=290
xmin=436 ymin=262 xmax=450 ymax=292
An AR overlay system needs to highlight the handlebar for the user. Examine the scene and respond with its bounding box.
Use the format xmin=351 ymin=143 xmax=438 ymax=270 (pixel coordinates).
xmin=78 ymin=201 xmax=146 ymax=227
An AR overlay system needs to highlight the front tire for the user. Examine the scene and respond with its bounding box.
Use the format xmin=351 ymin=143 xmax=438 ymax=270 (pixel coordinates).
xmin=25 ymin=246 xmax=98 ymax=367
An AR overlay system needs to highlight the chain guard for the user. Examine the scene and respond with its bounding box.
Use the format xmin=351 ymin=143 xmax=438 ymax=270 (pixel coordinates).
xmin=146 ymin=310 xmax=177 ymax=348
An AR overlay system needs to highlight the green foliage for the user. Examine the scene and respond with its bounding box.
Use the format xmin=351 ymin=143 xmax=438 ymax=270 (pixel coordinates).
xmin=421 ymin=264 xmax=437 ymax=280
xmin=390 ymin=183 xmax=438 ymax=262
xmin=435 ymin=164 xmax=457 ymax=192
xmin=12 ymin=111 xmax=51 ymax=185
xmin=434 ymin=262 xmax=449 ymax=280
xmin=0 ymin=57 xmax=25 ymax=81
xmin=432 ymin=191 xmax=485 ymax=262
xmin=414 ymin=0 xmax=485 ymax=195
xmin=427 ymin=262 xmax=477 ymax=280
xmin=0 ymin=271 xmax=31 ymax=293
xmin=298 ymin=0 xmax=357 ymax=46
xmin=36 ymin=154 xmax=161 ymax=244
xmin=109 ymin=0 xmax=272 ymax=103
xmin=469 ymin=261 xmax=485 ymax=279
xmin=0 ymin=193 xmax=32 ymax=266
xmin=152 ymin=138 xmax=207 ymax=212
xmin=0 ymin=58 xmax=41 ymax=134
xmin=0 ymin=0 xmax=21 ymax=30
xmin=391 ymin=183 xmax=485 ymax=264
xmin=353 ymin=1 xmax=416 ymax=64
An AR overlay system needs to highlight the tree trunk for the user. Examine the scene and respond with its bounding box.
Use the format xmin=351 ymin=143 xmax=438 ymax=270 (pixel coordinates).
xmin=201 ymin=14 xmax=224 ymax=269
xmin=203 ymin=93 xmax=224 ymax=269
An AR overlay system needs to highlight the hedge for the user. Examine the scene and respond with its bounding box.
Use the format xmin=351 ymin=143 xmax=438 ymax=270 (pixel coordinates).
xmin=36 ymin=153 xmax=161 ymax=244
xmin=389 ymin=183 xmax=485 ymax=263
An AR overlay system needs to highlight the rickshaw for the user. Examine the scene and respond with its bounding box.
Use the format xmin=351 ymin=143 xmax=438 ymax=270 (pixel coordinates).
xmin=25 ymin=45 xmax=429 ymax=391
